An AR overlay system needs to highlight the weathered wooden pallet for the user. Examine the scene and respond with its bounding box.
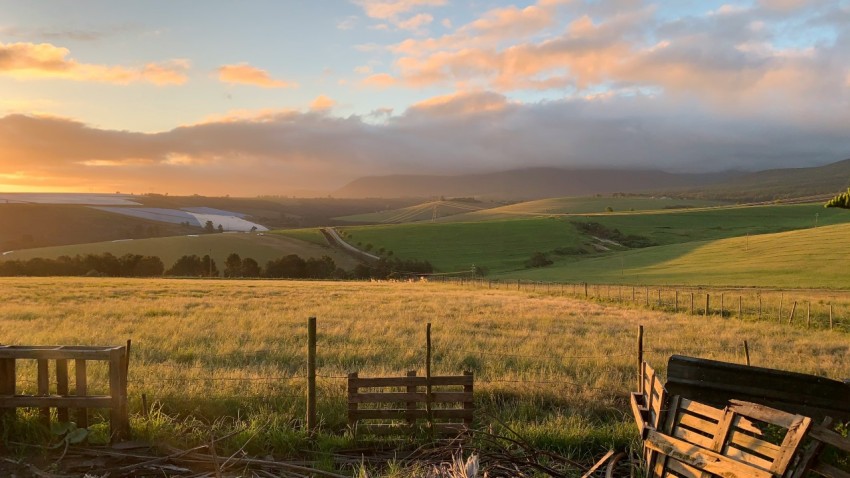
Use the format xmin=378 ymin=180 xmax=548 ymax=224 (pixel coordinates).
xmin=347 ymin=370 xmax=473 ymax=437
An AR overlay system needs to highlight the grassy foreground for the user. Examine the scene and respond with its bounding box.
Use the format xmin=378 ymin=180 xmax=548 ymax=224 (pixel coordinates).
xmin=0 ymin=278 xmax=848 ymax=468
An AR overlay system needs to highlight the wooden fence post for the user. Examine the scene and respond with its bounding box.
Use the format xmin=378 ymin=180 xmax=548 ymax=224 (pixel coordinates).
xmin=406 ymin=370 xmax=417 ymax=428
xmin=307 ymin=316 xmax=317 ymax=437
xmin=806 ymin=302 xmax=810 ymax=328
xmin=56 ymin=358 xmax=69 ymax=423
xmin=463 ymin=371 xmax=474 ymax=429
xmin=348 ymin=372 xmax=358 ymax=436
xmin=830 ymin=304 xmax=834 ymax=330
xmin=778 ymin=293 xmax=784 ymax=323
xmin=691 ymin=292 xmax=694 ymax=315
xmin=584 ymin=282 xmax=588 ymax=298
xmin=657 ymin=289 xmax=662 ymax=307
xmin=37 ymin=359 xmax=49 ymax=428
xmin=675 ymin=290 xmax=678 ymax=312
xmin=720 ymin=294 xmax=724 ymax=318
xmin=425 ymin=323 xmax=433 ymax=437
xmin=758 ymin=295 xmax=762 ymax=321
xmin=788 ymin=301 xmax=797 ymax=325
xmin=743 ymin=341 xmax=750 ymax=366
xmin=705 ymin=294 xmax=710 ymax=317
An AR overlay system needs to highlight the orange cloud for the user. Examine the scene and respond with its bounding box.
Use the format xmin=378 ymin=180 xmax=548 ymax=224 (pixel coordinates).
xmin=361 ymin=73 xmax=397 ymax=88
xmin=0 ymin=41 xmax=189 ymax=85
xmin=397 ymin=13 xmax=434 ymax=31
xmin=310 ymin=94 xmax=336 ymax=111
xmin=356 ymin=0 xmax=446 ymax=20
xmin=217 ymin=63 xmax=296 ymax=88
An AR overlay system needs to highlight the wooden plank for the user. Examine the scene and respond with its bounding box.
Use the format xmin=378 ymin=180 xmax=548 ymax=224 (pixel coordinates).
xmin=37 ymin=359 xmax=50 ymax=427
xmin=75 ymin=359 xmax=88 ymax=429
xmin=405 ymin=370 xmax=416 ymax=427
xmin=630 ymin=393 xmax=648 ymax=437
xmin=349 ymin=375 xmax=473 ymax=388
xmin=678 ymin=412 xmax=719 ymax=437
xmin=728 ymin=400 xmax=803 ymax=428
xmin=0 ymin=358 xmax=15 ymax=431
xmin=348 ymin=372 xmax=359 ymax=435
xmin=678 ymin=398 xmax=723 ymax=422
xmin=666 ymin=458 xmax=703 ymax=478
xmin=644 ymin=429 xmax=773 ymax=478
xmin=1 ymin=395 xmax=113 ymax=408
xmin=56 ymin=359 xmax=69 ymax=423
xmin=724 ymin=445 xmax=774 ymax=471
xmin=108 ymin=349 xmax=125 ymax=441
xmin=809 ymin=424 xmax=850 ymax=451
xmin=462 ymin=371 xmax=474 ymax=427
xmin=581 ymin=450 xmax=616 ymax=478
xmin=348 ymin=392 xmax=473 ymax=403
xmin=351 ymin=408 xmax=473 ymax=420
xmin=672 ymin=426 xmax=715 ymax=450
xmin=666 ymin=355 xmax=850 ymax=420
xmin=773 ymin=415 xmax=812 ymax=474
xmin=727 ymin=429 xmax=781 ymax=457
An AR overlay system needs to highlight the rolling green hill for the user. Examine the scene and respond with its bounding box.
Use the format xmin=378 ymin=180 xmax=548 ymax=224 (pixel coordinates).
xmin=502 ymin=222 xmax=850 ymax=288
xmin=439 ymin=196 xmax=728 ymax=222
xmin=335 ymin=199 xmax=490 ymax=224
xmin=336 ymin=203 xmax=850 ymax=275
xmin=0 ymin=233 xmax=358 ymax=271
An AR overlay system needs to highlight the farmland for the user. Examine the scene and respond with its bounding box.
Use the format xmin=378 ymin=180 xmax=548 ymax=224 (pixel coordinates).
xmin=1 ymin=232 xmax=358 ymax=271
xmin=1 ymin=277 xmax=848 ymax=466
xmin=337 ymin=203 xmax=850 ymax=277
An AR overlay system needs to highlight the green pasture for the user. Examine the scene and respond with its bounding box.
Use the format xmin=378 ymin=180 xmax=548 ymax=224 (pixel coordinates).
xmin=338 ymin=203 xmax=850 ymax=274
xmin=502 ymin=222 xmax=850 ymax=288
xmin=0 ymin=232 xmax=358 ymax=270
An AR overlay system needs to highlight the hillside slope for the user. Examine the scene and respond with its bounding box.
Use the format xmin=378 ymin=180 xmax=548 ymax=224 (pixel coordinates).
xmin=504 ymin=222 xmax=850 ymax=288
xmin=0 ymin=233 xmax=359 ymax=270
xmin=334 ymin=168 xmax=735 ymax=200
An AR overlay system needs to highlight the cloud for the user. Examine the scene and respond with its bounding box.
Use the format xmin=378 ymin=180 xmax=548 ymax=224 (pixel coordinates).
xmin=0 ymin=41 xmax=189 ymax=85
xmin=2 ymin=83 xmax=848 ymax=195
xmin=397 ymin=13 xmax=434 ymax=32
xmin=361 ymin=72 xmax=397 ymax=87
xmin=216 ymin=63 xmax=296 ymax=88
xmin=310 ymin=94 xmax=336 ymax=111
xmin=355 ymin=0 xmax=446 ymax=20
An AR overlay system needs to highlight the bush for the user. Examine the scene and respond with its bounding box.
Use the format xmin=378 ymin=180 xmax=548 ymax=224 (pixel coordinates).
xmin=525 ymin=252 xmax=553 ymax=268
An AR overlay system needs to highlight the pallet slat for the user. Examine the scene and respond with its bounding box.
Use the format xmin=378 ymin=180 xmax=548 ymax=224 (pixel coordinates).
xmin=349 ymin=375 xmax=473 ymax=388
xmin=349 ymin=392 xmax=472 ymax=403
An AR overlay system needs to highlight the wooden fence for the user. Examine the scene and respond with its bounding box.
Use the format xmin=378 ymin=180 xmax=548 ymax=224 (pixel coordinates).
xmin=347 ymin=370 xmax=473 ymax=437
xmin=0 ymin=344 xmax=130 ymax=441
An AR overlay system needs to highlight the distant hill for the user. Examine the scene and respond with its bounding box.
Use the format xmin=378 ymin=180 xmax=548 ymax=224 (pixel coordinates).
xmin=334 ymin=168 xmax=737 ymax=200
xmin=662 ymin=158 xmax=850 ymax=201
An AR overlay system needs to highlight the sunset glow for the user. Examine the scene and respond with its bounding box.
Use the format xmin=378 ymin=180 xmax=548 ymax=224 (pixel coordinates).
xmin=1 ymin=0 xmax=849 ymax=195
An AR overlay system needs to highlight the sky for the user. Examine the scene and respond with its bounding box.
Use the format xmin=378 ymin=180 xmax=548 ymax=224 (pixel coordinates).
xmin=1 ymin=0 xmax=849 ymax=196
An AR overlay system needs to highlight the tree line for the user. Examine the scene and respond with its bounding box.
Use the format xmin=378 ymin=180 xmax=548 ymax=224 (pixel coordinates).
xmin=0 ymin=252 xmax=433 ymax=280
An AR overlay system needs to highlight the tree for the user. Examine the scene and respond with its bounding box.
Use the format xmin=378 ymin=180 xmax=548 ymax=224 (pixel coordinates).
xmin=825 ymin=188 xmax=850 ymax=209
xmin=264 ymin=254 xmax=306 ymax=278
xmin=201 ymin=255 xmax=219 ymax=277
xmin=204 ymin=220 xmax=215 ymax=233
xmin=224 ymin=253 xmax=242 ymax=277
xmin=217 ymin=224 xmax=224 ymax=233
xmin=241 ymin=257 xmax=261 ymax=277
xmin=166 ymin=255 xmax=204 ymax=276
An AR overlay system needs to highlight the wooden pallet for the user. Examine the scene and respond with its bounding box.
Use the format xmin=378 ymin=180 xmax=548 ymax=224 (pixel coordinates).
xmin=0 ymin=344 xmax=130 ymax=441
xmin=348 ymin=371 xmax=473 ymax=437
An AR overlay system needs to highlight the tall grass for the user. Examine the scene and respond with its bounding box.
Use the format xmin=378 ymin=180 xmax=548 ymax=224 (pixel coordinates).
xmin=0 ymin=277 xmax=847 ymax=460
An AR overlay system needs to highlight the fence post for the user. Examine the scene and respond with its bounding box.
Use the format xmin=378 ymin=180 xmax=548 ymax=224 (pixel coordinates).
xmin=705 ymin=294 xmax=710 ymax=317
xmin=758 ymin=295 xmax=762 ymax=321
xmin=806 ymin=302 xmax=810 ymax=328
xmin=637 ymin=325 xmax=644 ymax=394
xmin=37 ymin=359 xmax=49 ymax=428
xmin=348 ymin=372 xmax=358 ymax=437
xmin=830 ymin=304 xmax=834 ymax=330
xmin=307 ymin=316 xmax=317 ymax=437
xmin=657 ymin=288 xmax=661 ymax=307
xmin=743 ymin=340 xmax=750 ymax=366
xmin=788 ymin=301 xmax=797 ymax=325
xmin=691 ymin=292 xmax=694 ymax=315
xmin=585 ymin=282 xmax=588 ymax=298
xmin=425 ymin=323 xmax=433 ymax=437
xmin=406 ymin=370 xmax=417 ymax=428
xmin=778 ymin=293 xmax=784 ymax=323
xmin=463 ymin=371 xmax=474 ymax=430
xmin=720 ymin=294 xmax=724 ymax=318
xmin=674 ymin=290 xmax=678 ymax=312
xmin=645 ymin=287 xmax=649 ymax=307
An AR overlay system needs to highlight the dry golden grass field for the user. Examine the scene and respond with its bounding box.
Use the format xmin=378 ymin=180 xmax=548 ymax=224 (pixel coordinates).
xmin=1 ymin=277 xmax=848 ymax=466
